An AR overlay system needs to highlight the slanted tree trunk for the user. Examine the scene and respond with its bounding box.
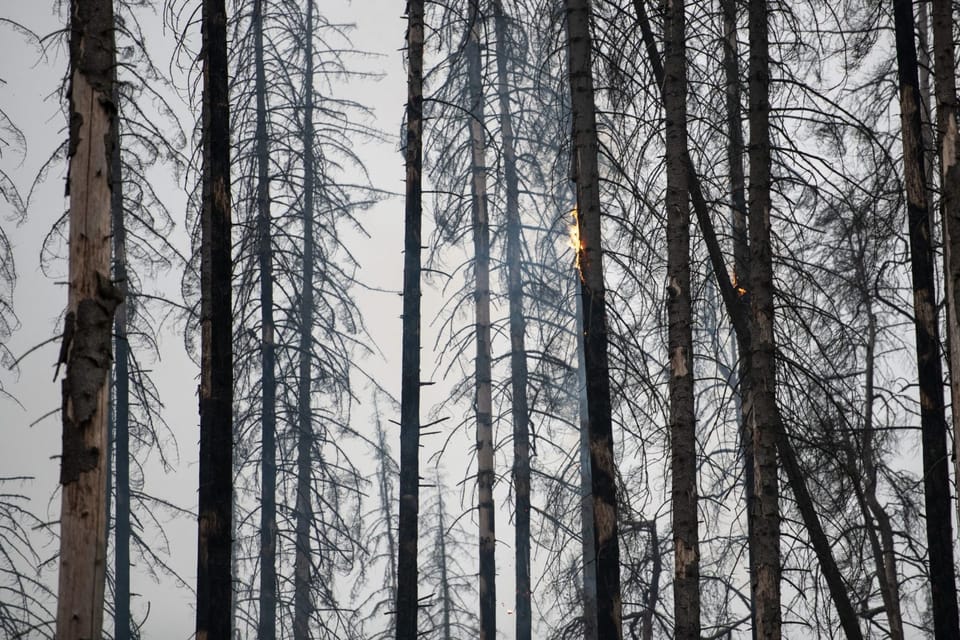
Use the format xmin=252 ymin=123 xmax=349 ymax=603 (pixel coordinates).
xmin=891 ymin=0 xmax=960 ymax=636
xmin=745 ymin=0 xmax=782 ymax=636
xmin=466 ymin=5 xmax=496 ymax=640
xmin=662 ymin=0 xmax=699 ymax=634
xmin=252 ymin=0 xmax=278 ymax=637
xmin=57 ymin=1 xmax=120 ymax=637
xmin=396 ymin=2 xmax=424 ymax=638
xmin=490 ymin=4 xmax=532 ymax=638
xmin=565 ymin=1 xmax=623 ymax=637
xmin=196 ymin=0 xmax=233 ymax=638
xmin=293 ymin=3 xmax=317 ymax=638
xmin=111 ymin=79 xmax=131 ymax=640
xmin=575 ymin=278 xmax=598 ymax=640
xmin=931 ymin=0 xmax=960 ymax=551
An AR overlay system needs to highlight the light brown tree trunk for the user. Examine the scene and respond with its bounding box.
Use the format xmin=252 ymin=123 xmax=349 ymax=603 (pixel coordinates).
xmin=57 ymin=2 xmax=120 ymax=637
xmin=565 ymin=1 xmax=623 ymax=637
xmin=662 ymin=0 xmax=699 ymax=635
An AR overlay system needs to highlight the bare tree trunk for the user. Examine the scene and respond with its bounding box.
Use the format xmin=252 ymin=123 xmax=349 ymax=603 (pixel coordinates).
xmin=293 ymin=3 xmax=317 ymax=638
xmin=663 ymin=0 xmax=699 ymax=635
xmin=111 ymin=79 xmax=131 ymax=640
xmin=57 ymin=1 xmax=120 ymax=637
xmin=931 ymin=0 xmax=960 ymax=552
xmin=196 ymin=0 xmax=234 ymax=637
xmin=565 ymin=1 xmax=623 ymax=637
xmin=466 ymin=5 xmax=496 ymax=640
xmin=490 ymin=4 xmax=532 ymax=638
xmin=252 ymin=0 xmax=277 ymax=636
xmin=891 ymin=1 xmax=960 ymax=636
xmin=396 ymin=2 xmax=424 ymax=638
xmin=575 ymin=282 xmax=598 ymax=640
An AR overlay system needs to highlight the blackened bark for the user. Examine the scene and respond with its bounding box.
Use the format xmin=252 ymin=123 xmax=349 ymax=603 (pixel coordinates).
xmin=490 ymin=4 xmax=531 ymax=638
xmin=57 ymin=1 xmax=119 ymax=636
xmin=663 ymin=0 xmax=699 ymax=635
xmin=466 ymin=5 xmax=496 ymax=639
xmin=396 ymin=2 xmax=424 ymax=638
xmin=111 ymin=79 xmax=131 ymax=640
xmin=196 ymin=0 xmax=233 ymax=638
xmin=253 ymin=0 xmax=278 ymax=637
xmin=565 ymin=2 xmax=623 ymax=637
xmin=575 ymin=281 xmax=598 ymax=640
xmin=294 ymin=3 xmax=316 ymax=638
xmin=891 ymin=0 xmax=960 ymax=636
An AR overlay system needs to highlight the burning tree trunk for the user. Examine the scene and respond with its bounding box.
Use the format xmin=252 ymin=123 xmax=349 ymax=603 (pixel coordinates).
xmin=252 ymin=0 xmax=278 ymax=636
xmin=396 ymin=1 xmax=424 ymax=638
xmin=196 ymin=0 xmax=234 ymax=637
xmin=490 ymin=3 xmax=532 ymax=638
xmin=891 ymin=0 xmax=960 ymax=635
xmin=575 ymin=286 xmax=598 ymax=640
xmin=662 ymin=0 xmax=699 ymax=635
xmin=294 ymin=3 xmax=317 ymax=638
xmin=466 ymin=4 xmax=496 ymax=640
xmin=56 ymin=0 xmax=120 ymax=637
xmin=565 ymin=1 xmax=623 ymax=637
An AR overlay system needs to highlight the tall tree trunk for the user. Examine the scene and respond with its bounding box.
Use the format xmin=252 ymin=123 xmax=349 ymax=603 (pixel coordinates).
xmin=252 ymin=0 xmax=278 ymax=636
xmin=466 ymin=6 xmax=496 ymax=640
xmin=111 ymin=79 xmax=131 ymax=640
xmin=294 ymin=3 xmax=317 ymax=637
xmin=634 ymin=5 xmax=863 ymax=636
xmin=746 ymin=0 xmax=781 ymax=636
xmin=931 ymin=0 xmax=960 ymax=550
xmin=196 ymin=0 xmax=234 ymax=638
xmin=565 ymin=2 xmax=623 ymax=637
xmin=57 ymin=1 xmax=120 ymax=637
xmin=490 ymin=4 xmax=532 ymax=638
xmin=575 ymin=280 xmax=598 ymax=640
xmin=396 ymin=1 xmax=424 ymax=638
xmin=891 ymin=1 xmax=960 ymax=636
xmin=663 ymin=0 xmax=699 ymax=635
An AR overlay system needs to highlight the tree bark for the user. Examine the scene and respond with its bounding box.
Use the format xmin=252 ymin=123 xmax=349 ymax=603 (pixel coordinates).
xmin=396 ymin=2 xmax=424 ymax=638
xmin=57 ymin=1 xmax=119 ymax=637
xmin=575 ymin=282 xmax=598 ymax=640
xmin=466 ymin=5 xmax=497 ymax=640
xmin=891 ymin=0 xmax=960 ymax=636
xmin=663 ymin=0 xmax=700 ymax=635
xmin=253 ymin=0 xmax=278 ymax=637
xmin=565 ymin=1 xmax=623 ymax=637
xmin=490 ymin=4 xmax=532 ymax=638
xmin=196 ymin=0 xmax=233 ymax=638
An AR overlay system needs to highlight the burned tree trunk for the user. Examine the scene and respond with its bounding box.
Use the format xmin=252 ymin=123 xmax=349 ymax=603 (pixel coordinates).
xmin=396 ymin=1 xmax=424 ymax=638
xmin=466 ymin=4 xmax=497 ymax=640
xmin=253 ymin=0 xmax=278 ymax=637
xmin=575 ymin=286 xmax=598 ymax=640
xmin=662 ymin=0 xmax=699 ymax=634
xmin=195 ymin=0 xmax=234 ymax=638
xmin=56 ymin=1 xmax=120 ymax=637
xmin=490 ymin=3 xmax=532 ymax=638
xmin=565 ymin=1 xmax=623 ymax=637
xmin=891 ymin=0 xmax=960 ymax=636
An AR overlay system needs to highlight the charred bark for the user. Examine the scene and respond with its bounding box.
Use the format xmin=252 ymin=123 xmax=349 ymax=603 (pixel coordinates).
xmin=575 ymin=287 xmax=598 ymax=640
xmin=196 ymin=0 xmax=233 ymax=638
xmin=396 ymin=2 xmax=424 ymax=638
xmin=565 ymin=1 xmax=623 ymax=637
xmin=57 ymin=1 xmax=119 ymax=637
xmin=891 ymin=0 xmax=960 ymax=636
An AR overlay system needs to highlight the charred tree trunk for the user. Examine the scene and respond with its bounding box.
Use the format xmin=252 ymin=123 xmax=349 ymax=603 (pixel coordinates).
xmin=891 ymin=0 xmax=960 ymax=636
xmin=396 ymin=2 xmax=424 ymax=638
xmin=294 ymin=3 xmax=317 ymax=638
xmin=196 ymin=0 xmax=233 ymax=637
xmin=931 ymin=0 xmax=960 ymax=551
xmin=111 ymin=79 xmax=131 ymax=640
xmin=746 ymin=0 xmax=782 ymax=636
xmin=490 ymin=4 xmax=531 ymax=638
xmin=57 ymin=1 xmax=120 ymax=637
xmin=466 ymin=6 xmax=496 ymax=640
xmin=565 ymin=1 xmax=623 ymax=637
xmin=253 ymin=0 xmax=278 ymax=636
xmin=663 ymin=0 xmax=699 ymax=634
xmin=575 ymin=281 xmax=598 ymax=640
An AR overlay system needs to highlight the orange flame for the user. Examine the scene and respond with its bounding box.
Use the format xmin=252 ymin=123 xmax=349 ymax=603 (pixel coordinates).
xmin=731 ymin=270 xmax=747 ymax=297
xmin=569 ymin=207 xmax=584 ymax=275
